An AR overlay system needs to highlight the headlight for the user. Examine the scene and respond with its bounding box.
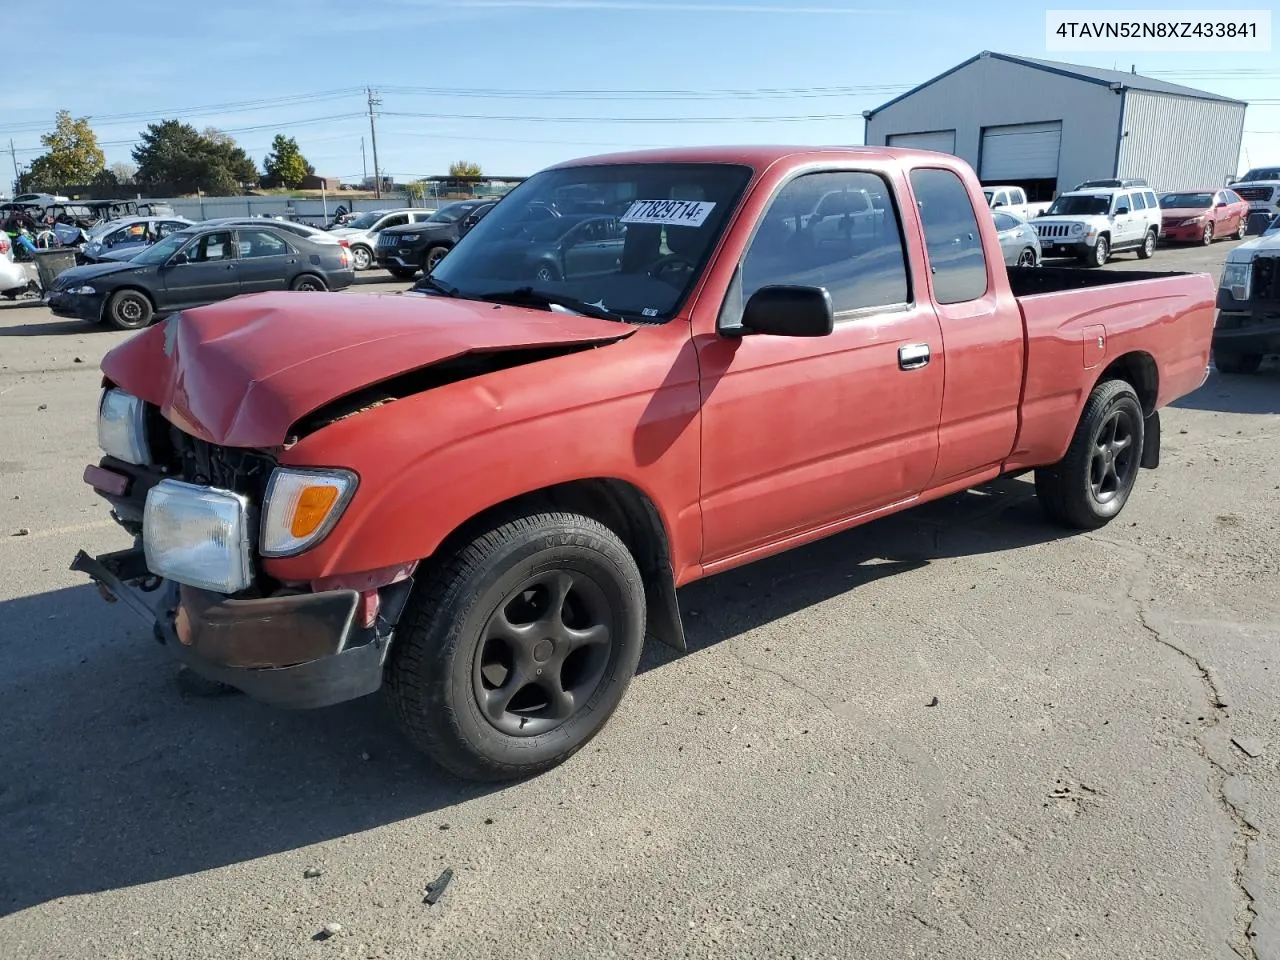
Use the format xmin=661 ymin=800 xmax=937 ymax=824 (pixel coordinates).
xmin=1180 ymin=217 xmax=1204 ymax=227
xmin=97 ymin=388 xmax=151 ymax=465
xmin=1222 ymin=262 xmax=1252 ymax=301
xmin=1070 ymin=223 xmax=1085 ymax=236
xmin=398 ymin=234 xmax=420 ymax=242
xmin=68 ymin=284 xmax=96 ymax=295
xmin=260 ymin=467 xmax=358 ymax=557
xmin=144 ymin=479 xmax=253 ymax=593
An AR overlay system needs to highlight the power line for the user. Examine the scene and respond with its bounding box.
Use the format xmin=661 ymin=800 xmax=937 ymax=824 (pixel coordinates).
xmin=379 ymin=83 xmax=913 ymax=101
xmin=381 ymin=109 xmax=862 ymax=124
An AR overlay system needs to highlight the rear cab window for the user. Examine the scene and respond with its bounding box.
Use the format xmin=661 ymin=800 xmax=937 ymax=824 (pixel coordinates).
xmin=909 ymin=167 xmax=989 ymax=304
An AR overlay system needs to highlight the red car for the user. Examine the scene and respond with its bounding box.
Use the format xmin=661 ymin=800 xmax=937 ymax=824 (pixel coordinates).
xmin=76 ymin=146 xmax=1216 ymax=781
xmin=1159 ymin=188 xmax=1249 ymax=244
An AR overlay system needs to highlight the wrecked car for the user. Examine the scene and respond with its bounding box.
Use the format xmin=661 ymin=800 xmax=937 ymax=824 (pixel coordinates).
xmin=75 ymin=146 xmax=1216 ymax=782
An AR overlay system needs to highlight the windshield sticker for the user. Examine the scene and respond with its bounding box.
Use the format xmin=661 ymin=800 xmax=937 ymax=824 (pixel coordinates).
xmin=621 ymin=199 xmax=716 ymax=228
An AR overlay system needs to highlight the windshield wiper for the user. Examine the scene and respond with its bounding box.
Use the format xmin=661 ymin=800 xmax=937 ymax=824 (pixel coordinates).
xmin=411 ymin=275 xmax=460 ymax=297
xmin=474 ymin=287 xmax=626 ymax=321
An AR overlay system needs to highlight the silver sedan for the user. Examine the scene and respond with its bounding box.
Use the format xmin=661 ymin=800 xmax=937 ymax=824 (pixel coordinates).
xmin=992 ymin=210 xmax=1042 ymax=267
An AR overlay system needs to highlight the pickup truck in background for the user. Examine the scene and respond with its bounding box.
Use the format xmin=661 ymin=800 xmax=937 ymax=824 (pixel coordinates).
xmin=1213 ymin=213 xmax=1280 ymax=374
xmin=983 ymin=184 xmax=1050 ymax=221
xmin=74 ymin=146 xmax=1216 ymax=782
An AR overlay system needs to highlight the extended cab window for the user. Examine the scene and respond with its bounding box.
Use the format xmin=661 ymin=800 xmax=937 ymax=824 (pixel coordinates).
xmin=740 ymin=170 xmax=909 ymax=315
xmin=1131 ymin=192 xmax=1147 ymax=210
xmin=909 ymin=168 xmax=988 ymax=304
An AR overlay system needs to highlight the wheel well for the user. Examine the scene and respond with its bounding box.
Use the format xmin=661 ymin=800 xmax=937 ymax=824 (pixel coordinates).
xmin=1097 ymin=351 xmax=1158 ymax=415
xmin=109 ymin=285 xmax=154 ymax=304
xmin=429 ymin=479 xmax=687 ymax=651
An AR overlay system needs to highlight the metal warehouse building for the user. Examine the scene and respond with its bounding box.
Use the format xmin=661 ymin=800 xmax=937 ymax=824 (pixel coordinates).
xmin=862 ymin=50 xmax=1246 ymax=200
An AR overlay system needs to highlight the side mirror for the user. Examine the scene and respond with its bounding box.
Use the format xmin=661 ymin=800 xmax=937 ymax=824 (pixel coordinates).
xmin=992 ymin=200 xmax=1006 ymax=208
xmin=736 ymin=285 xmax=834 ymax=338
xmin=1115 ymin=206 xmax=1130 ymax=216
xmin=1215 ymin=201 xmax=1228 ymax=208
xmin=169 ymin=251 xmax=189 ymax=265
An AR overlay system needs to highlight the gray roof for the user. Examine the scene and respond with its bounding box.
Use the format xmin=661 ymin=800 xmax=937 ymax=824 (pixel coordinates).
xmin=866 ymin=50 xmax=1246 ymax=117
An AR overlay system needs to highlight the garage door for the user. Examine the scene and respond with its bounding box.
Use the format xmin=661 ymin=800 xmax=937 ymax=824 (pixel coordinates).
xmin=887 ymin=130 xmax=956 ymax=155
xmin=979 ymin=121 xmax=1062 ymax=181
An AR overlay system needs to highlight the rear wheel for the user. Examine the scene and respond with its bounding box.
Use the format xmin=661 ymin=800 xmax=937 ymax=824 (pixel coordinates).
xmin=1235 ymin=217 xmax=1248 ymax=240
xmin=351 ymin=245 xmax=372 ymax=271
xmin=1214 ymin=350 xmax=1262 ymax=375
xmin=1035 ymin=379 xmax=1144 ymax=530
xmin=1136 ymin=229 xmax=1157 ymax=259
xmin=290 ymin=273 xmax=327 ymax=292
xmin=1016 ymin=247 xmax=1037 ymax=268
xmin=387 ymin=512 xmax=647 ymax=782
xmin=106 ymin=289 xmax=154 ymax=330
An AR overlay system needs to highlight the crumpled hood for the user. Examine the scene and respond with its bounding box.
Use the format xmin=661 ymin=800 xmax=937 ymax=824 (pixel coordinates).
xmin=100 ymin=290 xmax=633 ymax=448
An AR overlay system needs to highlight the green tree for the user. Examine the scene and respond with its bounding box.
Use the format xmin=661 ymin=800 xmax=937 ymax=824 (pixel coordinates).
xmin=26 ymin=111 xmax=105 ymax=189
xmin=263 ymin=134 xmax=312 ymax=188
xmin=448 ymin=160 xmax=482 ymax=177
xmin=131 ymin=120 xmax=258 ymax=195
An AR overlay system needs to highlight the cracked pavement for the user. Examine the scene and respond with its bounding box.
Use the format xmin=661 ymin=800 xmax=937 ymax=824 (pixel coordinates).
xmin=1 ymin=249 xmax=1278 ymax=960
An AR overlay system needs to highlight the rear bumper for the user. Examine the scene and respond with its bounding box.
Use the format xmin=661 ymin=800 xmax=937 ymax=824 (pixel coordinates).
xmin=71 ymin=547 xmax=388 ymax=709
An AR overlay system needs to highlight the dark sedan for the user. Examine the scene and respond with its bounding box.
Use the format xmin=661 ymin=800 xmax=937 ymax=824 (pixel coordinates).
xmin=46 ymin=222 xmax=354 ymax=330
xmin=375 ymin=200 xmax=493 ymax=279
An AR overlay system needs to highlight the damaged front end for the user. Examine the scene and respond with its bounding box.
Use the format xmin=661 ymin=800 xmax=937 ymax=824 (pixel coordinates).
xmin=73 ymin=394 xmax=416 ymax=710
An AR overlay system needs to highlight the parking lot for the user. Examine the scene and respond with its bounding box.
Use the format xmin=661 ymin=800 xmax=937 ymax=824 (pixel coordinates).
xmin=2 ymin=239 xmax=1278 ymax=960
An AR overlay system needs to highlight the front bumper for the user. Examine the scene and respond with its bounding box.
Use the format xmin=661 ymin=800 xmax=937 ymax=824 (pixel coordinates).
xmin=375 ymin=248 xmax=423 ymax=269
xmin=1161 ymin=223 xmax=1208 ymax=242
xmin=71 ymin=547 xmax=390 ymax=709
xmin=47 ymin=290 xmax=104 ymax=321
xmin=1036 ymin=237 xmax=1092 ymax=256
xmin=1212 ymin=312 xmax=1280 ymax=356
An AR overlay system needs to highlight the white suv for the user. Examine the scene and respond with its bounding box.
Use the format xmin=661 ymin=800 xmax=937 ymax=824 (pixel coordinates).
xmin=1032 ymin=183 xmax=1162 ymax=267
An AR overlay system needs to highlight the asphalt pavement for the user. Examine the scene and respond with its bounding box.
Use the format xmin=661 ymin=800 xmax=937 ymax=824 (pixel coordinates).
xmin=1 ymin=245 xmax=1277 ymax=960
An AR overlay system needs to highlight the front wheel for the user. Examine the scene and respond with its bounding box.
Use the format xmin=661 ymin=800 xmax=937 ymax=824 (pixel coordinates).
xmin=1035 ymin=379 xmax=1145 ymax=530
xmin=1137 ymin=229 xmax=1157 ymax=259
xmin=1214 ymin=350 xmax=1263 ymax=375
xmin=105 ymin=289 xmax=154 ymax=330
xmin=1201 ymin=222 xmax=1214 ymax=246
xmin=387 ymin=512 xmax=647 ymax=782
xmin=1085 ymin=236 xmax=1110 ymax=267
xmin=422 ymin=245 xmax=449 ymax=275
xmin=1016 ymin=247 xmax=1038 ymax=268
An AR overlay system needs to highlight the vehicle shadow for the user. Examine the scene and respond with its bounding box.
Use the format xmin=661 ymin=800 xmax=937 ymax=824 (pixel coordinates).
xmin=644 ymin=475 xmax=1065 ymax=669
xmin=0 ymin=476 xmax=1064 ymax=916
xmin=1170 ymin=364 xmax=1280 ymax=415
xmin=0 ymin=315 xmax=92 ymax=336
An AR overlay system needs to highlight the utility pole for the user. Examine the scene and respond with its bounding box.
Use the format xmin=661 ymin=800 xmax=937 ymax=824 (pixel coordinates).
xmin=366 ymin=87 xmax=383 ymax=199
xmin=8 ymin=139 xmax=19 ymax=193
xmin=360 ymin=137 xmax=367 ymax=187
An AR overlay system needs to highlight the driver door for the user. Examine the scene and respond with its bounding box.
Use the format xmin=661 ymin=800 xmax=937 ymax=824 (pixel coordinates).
xmin=160 ymin=231 xmax=241 ymax=309
xmin=1111 ymin=191 xmax=1140 ymax=247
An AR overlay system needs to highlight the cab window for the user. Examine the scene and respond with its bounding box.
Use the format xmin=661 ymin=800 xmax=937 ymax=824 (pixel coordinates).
xmin=909 ymin=167 xmax=988 ymax=304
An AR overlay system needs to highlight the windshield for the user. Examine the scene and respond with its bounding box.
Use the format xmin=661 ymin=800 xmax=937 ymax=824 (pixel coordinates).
xmin=1046 ymin=194 xmax=1111 ymax=217
xmin=427 ymin=162 xmax=754 ymax=322
xmin=1160 ymin=192 xmax=1213 ymax=208
xmin=131 ymin=232 xmax=191 ymax=265
xmin=345 ymin=211 xmax=385 ymax=229
xmin=1240 ymin=168 xmax=1280 ymax=182
xmin=426 ymin=203 xmax=472 ymax=224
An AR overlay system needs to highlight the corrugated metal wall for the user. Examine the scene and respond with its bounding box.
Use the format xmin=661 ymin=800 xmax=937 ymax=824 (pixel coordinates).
xmin=1116 ymin=92 xmax=1246 ymax=192
xmin=865 ymin=54 xmax=1123 ymax=195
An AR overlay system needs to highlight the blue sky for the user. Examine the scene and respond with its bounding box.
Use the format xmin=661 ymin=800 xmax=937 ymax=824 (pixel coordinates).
xmin=5 ymin=0 xmax=1277 ymax=184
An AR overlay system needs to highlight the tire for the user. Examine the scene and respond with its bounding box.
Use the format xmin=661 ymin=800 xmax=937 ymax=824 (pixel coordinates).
xmin=387 ymin=512 xmax=647 ymax=782
xmin=1085 ymin=235 xmax=1110 ymax=267
xmin=290 ymin=273 xmax=327 ymax=292
xmin=422 ymin=245 xmax=449 ymax=275
xmin=1235 ymin=218 xmax=1248 ymax=241
xmin=387 ymin=267 xmax=417 ymax=280
xmin=351 ymin=245 xmax=372 ymax=271
xmin=1213 ymin=350 xmax=1262 ymax=375
xmin=1201 ymin=222 xmax=1214 ymax=246
xmin=1136 ymin=229 xmax=1157 ymax=259
xmin=105 ymin=289 xmax=154 ymax=330
xmin=1035 ymin=379 xmax=1145 ymax=530
xmin=533 ymin=261 xmax=562 ymax=283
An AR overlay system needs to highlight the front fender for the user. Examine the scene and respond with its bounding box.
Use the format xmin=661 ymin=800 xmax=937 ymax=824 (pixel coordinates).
xmin=263 ymin=326 xmax=705 ymax=584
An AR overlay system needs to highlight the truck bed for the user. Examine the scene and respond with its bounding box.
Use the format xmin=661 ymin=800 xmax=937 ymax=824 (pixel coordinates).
xmin=1003 ymin=266 xmax=1217 ymax=472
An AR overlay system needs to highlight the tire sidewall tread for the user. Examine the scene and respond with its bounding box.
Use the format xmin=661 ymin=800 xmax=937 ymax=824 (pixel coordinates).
xmin=387 ymin=512 xmax=645 ymax=782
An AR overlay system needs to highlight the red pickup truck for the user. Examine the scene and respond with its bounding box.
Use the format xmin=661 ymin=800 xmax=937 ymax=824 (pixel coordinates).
xmin=75 ymin=146 xmax=1215 ymax=781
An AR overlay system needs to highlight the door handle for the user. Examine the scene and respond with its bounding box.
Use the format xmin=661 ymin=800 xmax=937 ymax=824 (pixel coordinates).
xmin=899 ymin=343 xmax=931 ymax=370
